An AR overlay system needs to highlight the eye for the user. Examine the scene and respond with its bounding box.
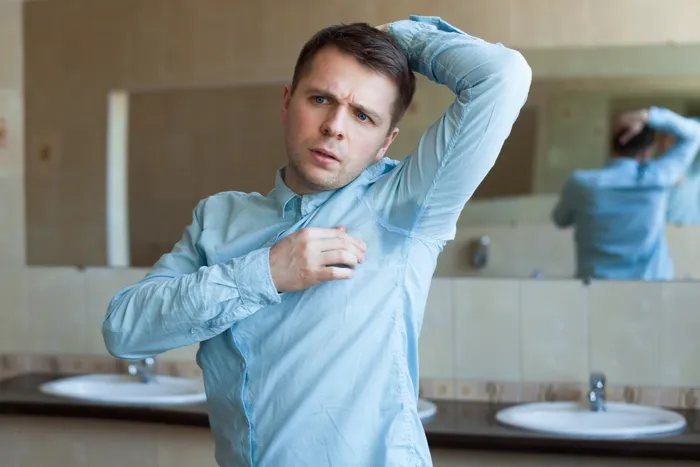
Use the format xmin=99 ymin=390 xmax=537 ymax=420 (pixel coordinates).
xmin=313 ymin=96 xmax=328 ymax=104
xmin=357 ymin=111 xmax=373 ymax=123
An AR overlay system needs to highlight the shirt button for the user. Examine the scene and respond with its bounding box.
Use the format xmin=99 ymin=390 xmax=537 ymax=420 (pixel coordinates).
xmin=190 ymin=328 xmax=195 ymax=335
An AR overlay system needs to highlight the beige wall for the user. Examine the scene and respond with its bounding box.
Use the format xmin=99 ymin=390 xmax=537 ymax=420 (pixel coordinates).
xmin=21 ymin=0 xmax=700 ymax=267
xmin=419 ymin=277 xmax=700 ymax=404
xmin=3 ymin=0 xmax=700 ymax=404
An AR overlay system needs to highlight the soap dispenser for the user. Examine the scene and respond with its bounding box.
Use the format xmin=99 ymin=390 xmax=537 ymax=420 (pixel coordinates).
xmin=466 ymin=236 xmax=490 ymax=269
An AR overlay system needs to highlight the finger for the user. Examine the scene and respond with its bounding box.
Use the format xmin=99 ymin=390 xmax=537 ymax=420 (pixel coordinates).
xmin=300 ymin=227 xmax=367 ymax=251
xmin=302 ymin=226 xmax=350 ymax=239
xmin=317 ymin=237 xmax=366 ymax=260
xmin=320 ymin=249 xmax=360 ymax=269
xmin=618 ymin=128 xmax=636 ymax=145
xmin=316 ymin=266 xmax=354 ymax=282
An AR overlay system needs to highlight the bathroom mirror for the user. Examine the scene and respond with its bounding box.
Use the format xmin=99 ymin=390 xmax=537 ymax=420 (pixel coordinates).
xmin=22 ymin=21 xmax=700 ymax=281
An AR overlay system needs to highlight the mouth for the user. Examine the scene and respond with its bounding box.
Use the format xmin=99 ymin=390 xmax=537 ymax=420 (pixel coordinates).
xmin=310 ymin=148 xmax=339 ymax=163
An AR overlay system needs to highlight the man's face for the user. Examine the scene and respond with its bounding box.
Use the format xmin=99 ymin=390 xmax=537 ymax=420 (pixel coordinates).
xmin=281 ymin=46 xmax=400 ymax=194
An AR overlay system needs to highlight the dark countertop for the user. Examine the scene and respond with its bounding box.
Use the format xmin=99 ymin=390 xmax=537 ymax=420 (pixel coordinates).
xmin=2 ymin=373 xmax=700 ymax=460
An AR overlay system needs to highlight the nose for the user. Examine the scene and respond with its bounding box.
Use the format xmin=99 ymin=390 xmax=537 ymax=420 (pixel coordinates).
xmin=320 ymin=108 xmax=346 ymax=139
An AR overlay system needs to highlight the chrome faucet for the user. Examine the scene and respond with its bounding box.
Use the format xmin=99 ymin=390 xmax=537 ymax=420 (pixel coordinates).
xmin=589 ymin=371 xmax=606 ymax=412
xmin=128 ymin=357 xmax=156 ymax=383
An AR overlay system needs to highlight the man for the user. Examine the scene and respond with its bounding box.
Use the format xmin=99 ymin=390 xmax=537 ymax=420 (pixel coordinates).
xmin=552 ymin=107 xmax=700 ymax=281
xmin=103 ymin=15 xmax=531 ymax=467
xmin=667 ymin=117 xmax=700 ymax=225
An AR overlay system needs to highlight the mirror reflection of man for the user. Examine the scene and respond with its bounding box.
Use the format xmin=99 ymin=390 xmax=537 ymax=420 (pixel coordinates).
xmin=667 ymin=117 xmax=700 ymax=225
xmin=552 ymin=107 xmax=700 ymax=281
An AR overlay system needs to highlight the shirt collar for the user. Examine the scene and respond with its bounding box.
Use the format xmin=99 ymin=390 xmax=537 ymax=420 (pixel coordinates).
xmin=271 ymin=166 xmax=298 ymax=213
xmin=269 ymin=159 xmax=400 ymax=217
xmin=269 ymin=166 xmax=336 ymax=217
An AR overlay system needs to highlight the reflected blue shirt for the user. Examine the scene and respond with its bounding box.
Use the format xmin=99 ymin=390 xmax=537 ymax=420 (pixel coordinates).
xmin=552 ymin=107 xmax=700 ymax=281
xmin=102 ymin=15 xmax=531 ymax=467
xmin=667 ymin=117 xmax=700 ymax=225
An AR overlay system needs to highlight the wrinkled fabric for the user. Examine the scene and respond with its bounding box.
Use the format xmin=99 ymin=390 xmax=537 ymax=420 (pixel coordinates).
xmin=552 ymin=107 xmax=700 ymax=280
xmin=667 ymin=117 xmax=700 ymax=225
xmin=103 ymin=15 xmax=531 ymax=467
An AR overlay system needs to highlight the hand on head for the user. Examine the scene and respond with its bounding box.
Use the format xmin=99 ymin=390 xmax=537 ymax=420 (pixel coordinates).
xmin=613 ymin=108 xmax=650 ymax=146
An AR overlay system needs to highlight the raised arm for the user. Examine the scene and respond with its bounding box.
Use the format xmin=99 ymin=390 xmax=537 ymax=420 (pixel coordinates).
xmin=641 ymin=107 xmax=700 ymax=186
xmin=677 ymin=116 xmax=700 ymax=179
xmin=101 ymin=200 xmax=281 ymax=360
xmin=368 ymin=15 xmax=532 ymax=241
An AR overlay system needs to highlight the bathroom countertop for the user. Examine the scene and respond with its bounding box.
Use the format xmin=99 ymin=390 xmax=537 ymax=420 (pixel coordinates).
xmin=2 ymin=373 xmax=700 ymax=460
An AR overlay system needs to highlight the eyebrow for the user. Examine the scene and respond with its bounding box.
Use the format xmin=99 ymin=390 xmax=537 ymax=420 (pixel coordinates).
xmin=306 ymin=86 xmax=383 ymax=124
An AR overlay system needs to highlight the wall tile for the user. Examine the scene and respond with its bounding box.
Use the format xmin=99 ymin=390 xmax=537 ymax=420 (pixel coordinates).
xmin=520 ymin=382 xmax=586 ymax=403
xmin=0 ymin=415 xmax=21 ymax=466
xmin=515 ymin=226 xmax=576 ymax=279
xmin=0 ymin=88 xmax=24 ymax=177
xmin=84 ymin=267 xmax=149 ymax=354
xmin=0 ymin=175 xmax=25 ymax=266
xmin=520 ymin=280 xmax=588 ymax=383
xmin=0 ymin=268 xmax=27 ymax=353
xmin=156 ymin=426 xmax=218 ymax=467
xmin=15 ymin=419 xmax=87 ymax=467
xmin=659 ymin=388 xmax=700 ymax=410
xmin=26 ymin=266 xmax=87 ymax=354
xmin=419 ymin=278 xmax=453 ymax=380
xmin=659 ymin=281 xmax=700 ymax=387
xmin=589 ymin=281 xmax=661 ymax=386
xmin=419 ymin=378 xmax=457 ymax=401
xmin=81 ymin=421 xmax=158 ymax=467
xmin=456 ymin=380 xmax=520 ymax=403
xmin=0 ymin=1 xmax=22 ymax=89
xmin=510 ymin=0 xmax=592 ymax=48
xmin=666 ymin=226 xmax=700 ymax=280
xmin=453 ymin=279 xmax=520 ymax=381
xmin=438 ymin=226 xmax=529 ymax=278
xmin=606 ymin=385 xmax=660 ymax=406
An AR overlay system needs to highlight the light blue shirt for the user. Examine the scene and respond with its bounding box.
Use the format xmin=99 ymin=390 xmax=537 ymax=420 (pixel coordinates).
xmin=102 ymin=16 xmax=531 ymax=467
xmin=667 ymin=117 xmax=700 ymax=225
xmin=552 ymin=107 xmax=700 ymax=281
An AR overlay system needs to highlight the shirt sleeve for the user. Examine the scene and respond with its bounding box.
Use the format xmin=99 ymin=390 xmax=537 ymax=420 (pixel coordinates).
xmin=101 ymin=199 xmax=281 ymax=360
xmin=366 ymin=15 xmax=532 ymax=242
xmin=552 ymin=175 xmax=577 ymax=228
xmin=645 ymin=107 xmax=700 ymax=187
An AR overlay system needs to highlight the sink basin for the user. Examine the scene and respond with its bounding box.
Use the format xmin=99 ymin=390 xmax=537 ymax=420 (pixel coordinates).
xmin=496 ymin=401 xmax=686 ymax=439
xmin=39 ymin=374 xmax=207 ymax=407
xmin=40 ymin=374 xmax=439 ymax=419
xmin=418 ymin=398 xmax=437 ymax=422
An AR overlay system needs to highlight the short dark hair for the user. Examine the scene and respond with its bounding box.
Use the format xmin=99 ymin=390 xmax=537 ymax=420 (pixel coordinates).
xmin=612 ymin=125 xmax=657 ymax=157
xmin=291 ymin=23 xmax=416 ymax=129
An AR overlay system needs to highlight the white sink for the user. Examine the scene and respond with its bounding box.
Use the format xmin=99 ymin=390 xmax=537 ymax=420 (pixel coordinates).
xmin=39 ymin=374 xmax=207 ymax=407
xmin=496 ymin=401 xmax=686 ymax=439
xmin=40 ymin=374 xmax=439 ymax=419
xmin=418 ymin=398 xmax=437 ymax=422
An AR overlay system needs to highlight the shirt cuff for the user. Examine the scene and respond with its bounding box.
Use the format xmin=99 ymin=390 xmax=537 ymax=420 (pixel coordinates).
xmin=233 ymin=247 xmax=282 ymax=310
xmin=648 ymin=106 xmax=663 ymax=127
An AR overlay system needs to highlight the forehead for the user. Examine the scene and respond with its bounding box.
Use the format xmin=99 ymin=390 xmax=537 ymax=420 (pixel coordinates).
xmin=299 ymin=47 xmax=397 ymax=116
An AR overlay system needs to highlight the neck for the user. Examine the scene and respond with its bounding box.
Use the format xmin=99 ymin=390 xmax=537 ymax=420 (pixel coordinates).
xmin=281 ymin=166 xmax=319 ymax=196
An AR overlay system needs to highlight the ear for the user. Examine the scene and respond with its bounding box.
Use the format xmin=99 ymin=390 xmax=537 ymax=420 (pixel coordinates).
xmin=375 ymin=127 xmax=400 ymax=161
xmin=281 ymin=85 xmax=292 ymax=124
